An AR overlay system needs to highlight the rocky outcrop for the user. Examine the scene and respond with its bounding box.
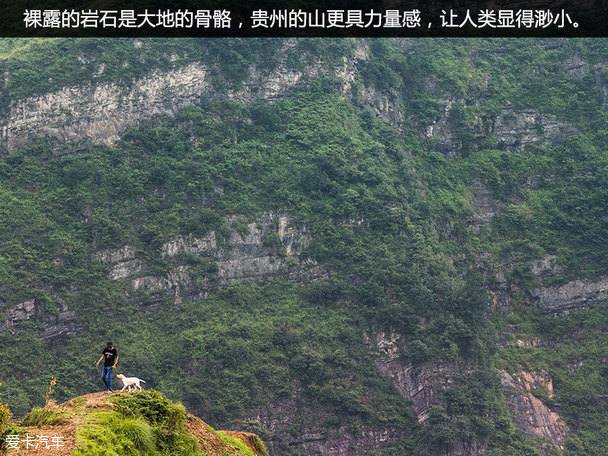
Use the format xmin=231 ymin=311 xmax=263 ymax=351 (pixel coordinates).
xmin=109 ymin=259 xmax=147 ymax=280
xmin=354 ymin=83 xmax=404 ymax=127
xmin=39 ymin=302 xmax=81 ymax=343
xmin=481 ymin=251 xmax=608 ymax=315
xmin=0 ymin=298 xmax=80 ymax=342
xmin=2 ymin=38 xmax=581 ymax=164
xmin=3 ymin=63 xmax=210 ymax=151
xmin=424 ymin=99 xmax=486 ymax=157
xmin=501 ymin=370 xmax=568 ymax=452
xmin=7 ymin=299 xmax=36 ymax=322
xmin=423 ymin=100 xmax=577 ymax=157
xmin=531 ymin=276 xmax=608 ymax=313
xmin=0 ymin=299 xmax=36 ymax=334
xmin=94 ymin=213 xmax=324 ymax=306
xmin=492 ymin=110 xmax=577 ymax=152
xmin=364 ymin=332 xmax=454 ymax=425
xmin=1 ymin=299 xmax=37 ymax=335
xmin=364 ymin=332 xmax=488 ymax=456
xmin=93 ymin=245 xmax=136 ymax=264
xmin=563 ymin=55 xmax=590 ymax=79
xmin=470 ymin=179 xmax=506 ymax=230
xmin=0 ymin=40 xmax=360 ymax=153
xmin=250 ymin=385 xmax=406 ymax=456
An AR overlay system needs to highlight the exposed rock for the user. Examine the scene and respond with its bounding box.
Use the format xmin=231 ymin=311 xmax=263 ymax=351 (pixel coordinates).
xmin=480 ymin=254 xmax=567 ymax=315
xmin=353 ymin=40 xmax=369 ymax=61
xmin=493 ymin=110 xmax=577 ymax=152
xmin=364 ymin=331 xmax=453 ymax=424
xmin=8 ymin=299 xmax=36 ymax=322
xmin=354 ymin=84 xmax=403 ymax=126
xmin=217 ymin=257 xmax=281 ymax=280
xmin=0 ymin=299 xmax=81 ymax=342
xmin=509 ymin=338 xmax=542 ymax=348
xmin=531 ymin=276 xmax=608 ymax=313
xmin=249 ymin=385 xmax=407 ymax=456
xmin=501 ymin=370 xmax=568 ymax=452
xmin=364 ymin=332 xmax=488 ymax=455
xmin=39 ymin=304 xmax=81 ymax=343
xmin=470 ymin=178 xmax=505 ymax=229
xmin=423 ymin=98 xmax=575 ymax=156
xmin=93 ymin=245 xmax=136 ymax=264
xmin=161 ymin=232 xmax=217 ymax=257
xmin=95 ymin=213 xmax=319 ymax=306
xmin=110 ymin=259 xmax=146 ymax=280
xmin=0 ymin=299 xmax=37 ymax=335
xmin=593 ymin=63 xmax=608 ymax=106
xmin=131 ymin=266 xmax=192 ymax=299
xmin=1 ymin=42 xmax=359 ymax=152
xmin=425 ymin=441 xmax=487 ymax=456
xmin=3 ymin=63 xmax=210 ymax=151
xmin=324 ymin=427 xmax=407 ymax=456
xmin=563 ymin=55 xmax=590 ymax=79
xmin=424 ymin=99 xmax=486 ymax=157
xmin=530 ymin=255 xmax=564 ymax=277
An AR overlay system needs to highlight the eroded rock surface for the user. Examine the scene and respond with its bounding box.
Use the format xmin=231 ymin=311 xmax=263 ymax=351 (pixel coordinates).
xmin=531 ymin=277 xmax=608 ymax=313
xmin=250 ymin=385 xmax=406 ymax=456
xmin=364 ymin=332 xmax=454 ymax=424
xmin=0 ymin=40 xmax=361 ymax=152
xmin=364 ymin=332 xmax=487 ymax=455
xmin=501 ymin=370 xmax=568 ymax=451
xmin=492 ymin=110 xmax=576 ymax=152
xmin=0 ymin=299 xmax=80 ymax=342
xmin=480 ymin=254 xmax=608 ymax=316
xmin=94 ymin=213 xmax=323 ymax=306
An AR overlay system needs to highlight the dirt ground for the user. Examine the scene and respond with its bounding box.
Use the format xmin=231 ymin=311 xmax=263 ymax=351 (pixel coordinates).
xmin=6 ymin=392 xmax=115 ymax=456
xmin=5 ymin=392 xmax=265 ymax=456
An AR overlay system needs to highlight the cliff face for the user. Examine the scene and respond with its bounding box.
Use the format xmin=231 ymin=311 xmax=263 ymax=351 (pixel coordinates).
xmin=2 ymin=40 xmax=593 ymax=161
xmin=94 ymin=212 xmax=322 ymax=309
xmin=363 ymin=332 xmax=488 ymax=456
xmin=501 ymin=370 xmax=569 ymax=453
xmin=249 ymin=385 xmax=407 ymax=456
xmin=530 ymin=277 xmax=608 ymax=313
xmin=0 ymin=40 xmax=353 ymax=153
xmin=3 ymin=63 xmax=209 ymax=151
xmin=481 ymin=251 xmax=608 ymax=316
xmin=364 ymin=332 xmax=452 ymax=425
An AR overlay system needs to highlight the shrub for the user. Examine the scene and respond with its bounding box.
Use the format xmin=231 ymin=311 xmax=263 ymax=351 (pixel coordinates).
xmin=114 ymin=390 xmax=186 ymax=433
xmin=109 ymin=416 xmax=156 ymax=455
xmin=0 ymin=401 xmax=12 ymax=450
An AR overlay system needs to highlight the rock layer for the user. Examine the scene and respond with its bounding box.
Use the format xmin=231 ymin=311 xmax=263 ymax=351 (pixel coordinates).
xmin=501 ymin=370 xmax=568 ymax=451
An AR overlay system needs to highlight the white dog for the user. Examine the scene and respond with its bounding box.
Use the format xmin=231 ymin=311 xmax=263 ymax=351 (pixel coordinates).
xmin=116 ymin=374 xmax=146 ymax=392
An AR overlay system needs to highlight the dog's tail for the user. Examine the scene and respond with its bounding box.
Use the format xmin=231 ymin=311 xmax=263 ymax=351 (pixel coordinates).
xmin=141 ymin=380 xmax=146 ymax=383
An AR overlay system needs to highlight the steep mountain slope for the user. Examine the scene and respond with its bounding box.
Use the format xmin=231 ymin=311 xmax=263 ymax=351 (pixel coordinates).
xmin=1 ymin=38 xmax=608 ymax=455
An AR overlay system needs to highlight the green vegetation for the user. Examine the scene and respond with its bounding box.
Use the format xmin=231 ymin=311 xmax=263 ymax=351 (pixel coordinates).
xmin=496 ymin=302 xmax=608 ymax=455
xmin=0 ymin=37 xmax=607 ymax=455
xmin=21 ymin=406 xmax=67 ymax=427
xmin=74 ymin=391 xmax=200 ymax=456
xmin=0 ymin=385 xmax=11 ymax=452
xmin=218 ymin=434 xmax=258 ymax=456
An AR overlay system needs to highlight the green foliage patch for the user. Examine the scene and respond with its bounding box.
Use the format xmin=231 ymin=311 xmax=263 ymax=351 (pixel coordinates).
xmin=74 ymin=391 xmax=200 ymax=456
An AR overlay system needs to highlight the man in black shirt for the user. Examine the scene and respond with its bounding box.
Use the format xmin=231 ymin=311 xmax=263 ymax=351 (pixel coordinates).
xmin=95 ymin=341 xmax=118 ymax=393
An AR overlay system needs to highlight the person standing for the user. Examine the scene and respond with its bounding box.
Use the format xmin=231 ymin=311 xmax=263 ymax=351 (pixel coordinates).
xmin=95 ymin=341 xmax=118 ymax=394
